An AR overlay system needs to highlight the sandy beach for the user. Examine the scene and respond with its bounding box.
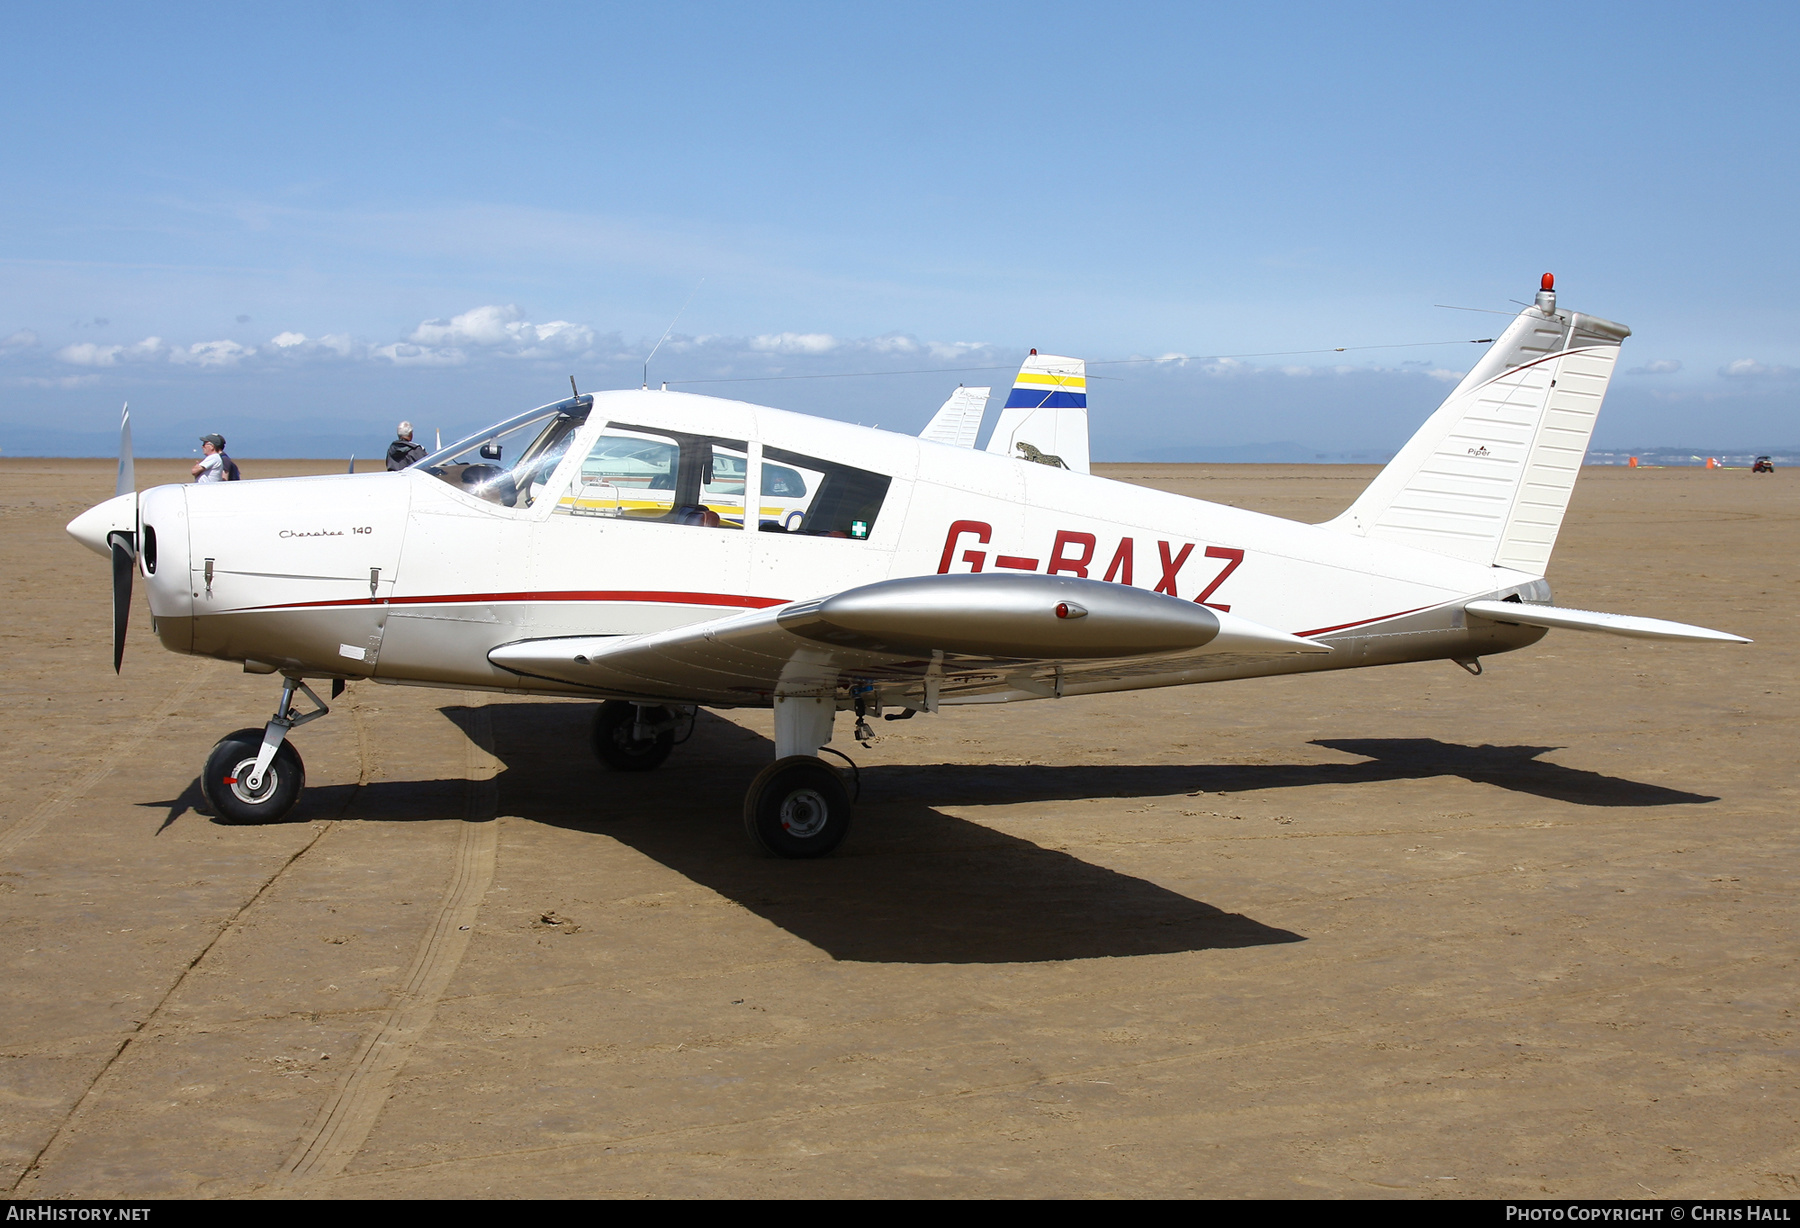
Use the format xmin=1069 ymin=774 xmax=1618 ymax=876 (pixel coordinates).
xmin=1 ymin=458 xmax=1793 ymax=1199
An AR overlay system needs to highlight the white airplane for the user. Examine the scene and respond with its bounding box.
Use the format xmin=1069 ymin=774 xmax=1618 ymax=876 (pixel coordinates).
xmin=67 ymin=275 xmax=1748 ymax=858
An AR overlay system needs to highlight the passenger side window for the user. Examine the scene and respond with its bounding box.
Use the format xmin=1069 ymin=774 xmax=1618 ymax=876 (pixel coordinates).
xmin=757 ymin=447 xmax=890 ymax=540
xmin=556 ymin=424 xmax=746 ymax=528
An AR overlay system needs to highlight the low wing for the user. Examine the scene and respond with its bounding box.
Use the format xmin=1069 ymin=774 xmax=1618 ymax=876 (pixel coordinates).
xmin=490 ymin=573 xmax=1328 ymax=707
xmin=1464 ymin=600 xmax=1750 ymax=643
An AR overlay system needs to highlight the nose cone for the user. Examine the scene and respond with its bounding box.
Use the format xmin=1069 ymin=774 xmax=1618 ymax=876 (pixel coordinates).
xmin=68 ymin=493 xmax=136 ymax=557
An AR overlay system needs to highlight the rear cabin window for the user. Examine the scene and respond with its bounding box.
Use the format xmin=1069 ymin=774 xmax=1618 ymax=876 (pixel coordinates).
xmin=758 ymin=446 xmax=891 ymax=540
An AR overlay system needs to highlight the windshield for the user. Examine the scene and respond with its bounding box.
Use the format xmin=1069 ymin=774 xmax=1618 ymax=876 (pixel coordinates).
xmin=416 ymin=395 xmax=591 ymax=509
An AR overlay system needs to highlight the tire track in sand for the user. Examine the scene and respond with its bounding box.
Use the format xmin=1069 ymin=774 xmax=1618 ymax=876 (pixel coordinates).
xmin=0 ymin=664 xmax=204 ymax=862
xmin=281 ymin=698 xmax=500 ymax=1182
xmin=7 ymin=686 xmax=375 ymax=1195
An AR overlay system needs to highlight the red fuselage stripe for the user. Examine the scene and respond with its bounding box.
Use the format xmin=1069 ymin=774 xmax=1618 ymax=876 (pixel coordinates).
xmin=1295 ymin=604 xmax=1436 ymax=638
xmin=239 ymin=590 xmax=790 ymax=613
xmin=232 ymin=589 xmax=1440 ymax=638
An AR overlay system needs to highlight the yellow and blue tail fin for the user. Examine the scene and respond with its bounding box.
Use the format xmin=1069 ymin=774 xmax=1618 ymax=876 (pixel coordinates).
xmin=983 ymin=351 xmax=1089 ymax=473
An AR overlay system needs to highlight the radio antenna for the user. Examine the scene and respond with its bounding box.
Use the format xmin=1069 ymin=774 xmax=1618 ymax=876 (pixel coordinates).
xmin=644 ymin=279 xmax=703 ymax=388
xmin=570 ymin=375 xmax=579 ymax=397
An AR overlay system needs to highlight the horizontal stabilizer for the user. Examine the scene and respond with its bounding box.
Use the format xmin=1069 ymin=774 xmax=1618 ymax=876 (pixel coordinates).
xmin=920 ymin=386 xmax=990 ymax=448
xmin=1464 ymin=600 xmax=1750 ymax=644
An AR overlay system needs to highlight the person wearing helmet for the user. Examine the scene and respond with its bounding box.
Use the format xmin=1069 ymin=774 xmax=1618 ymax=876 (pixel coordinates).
xmin=387 ymin=421 xmax=428 ymax=471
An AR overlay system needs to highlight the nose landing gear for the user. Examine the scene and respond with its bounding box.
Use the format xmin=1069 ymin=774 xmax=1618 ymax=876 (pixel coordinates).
xmin=200 ymin=677 xmax=330 ymax=824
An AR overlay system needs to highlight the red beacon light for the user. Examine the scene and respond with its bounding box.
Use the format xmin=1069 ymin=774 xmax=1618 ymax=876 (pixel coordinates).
xmin=1535 ymin=272 xmax=1558 ymax=314
xmin=1541 ymin=272 xmax=1555 ymax=290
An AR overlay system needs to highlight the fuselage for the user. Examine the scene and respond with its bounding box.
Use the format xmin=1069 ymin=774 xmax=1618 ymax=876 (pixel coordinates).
xmin=122 ymin=388 xmax=1546 ymax=704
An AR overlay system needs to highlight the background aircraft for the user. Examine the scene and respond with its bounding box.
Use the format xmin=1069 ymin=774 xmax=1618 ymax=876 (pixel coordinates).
xmin=67 ymin=276 xmax=1748 ymax=858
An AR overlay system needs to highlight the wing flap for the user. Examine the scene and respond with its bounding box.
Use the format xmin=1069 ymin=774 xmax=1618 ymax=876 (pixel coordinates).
xmin=1464 ymin=600 xmax=1750 ymax=643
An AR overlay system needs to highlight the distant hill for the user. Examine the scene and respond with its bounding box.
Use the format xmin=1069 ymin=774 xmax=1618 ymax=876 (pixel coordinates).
xmin=1126 ymin=442 xmax=1394 ymax=464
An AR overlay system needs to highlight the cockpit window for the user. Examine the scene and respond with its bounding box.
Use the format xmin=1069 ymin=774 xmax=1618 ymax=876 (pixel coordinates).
xmin=416 ymin=395 xmax=590 ymax=509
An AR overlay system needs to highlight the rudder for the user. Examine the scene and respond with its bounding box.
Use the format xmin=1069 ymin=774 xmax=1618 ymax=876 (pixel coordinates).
xmin=1324 ymin=276 xmax=1629 ymax=573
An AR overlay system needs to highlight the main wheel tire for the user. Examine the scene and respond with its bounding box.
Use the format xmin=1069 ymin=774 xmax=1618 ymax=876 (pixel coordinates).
xmin=743 ymin=755 xmax=853 ymax=858
xmin=591 ymin=701 xmax=675 ymax=772
xmin=201 ymin=727 xmax=306 ymax=825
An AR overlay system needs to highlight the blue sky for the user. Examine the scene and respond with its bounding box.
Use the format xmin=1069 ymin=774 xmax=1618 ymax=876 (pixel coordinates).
xmin=2 ymin=2 xmax=1795 ymax=458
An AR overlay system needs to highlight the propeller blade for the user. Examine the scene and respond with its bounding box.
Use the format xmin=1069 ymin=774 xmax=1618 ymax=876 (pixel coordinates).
xmin=116 ymin=403 xmax=134 ymax=499
xmin=348 ymin=453 xmax=356 ymax=474
xmin=109 ymin=532 xmax=133 ymax=673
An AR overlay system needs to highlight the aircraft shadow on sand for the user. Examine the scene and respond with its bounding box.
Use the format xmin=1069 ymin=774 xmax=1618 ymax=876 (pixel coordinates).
xmin=879 ymin=738 xmax=1715 ymax=810
xmin=142 ymin=704 xmax=1712 ymax=964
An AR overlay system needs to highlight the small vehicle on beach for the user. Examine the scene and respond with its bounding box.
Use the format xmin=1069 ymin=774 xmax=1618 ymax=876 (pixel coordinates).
xmin=1752 ymin=456 xmax=1775 ymax=474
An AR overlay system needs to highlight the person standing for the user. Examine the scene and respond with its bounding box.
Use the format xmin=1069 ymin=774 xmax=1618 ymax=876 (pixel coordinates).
xmin=386 ymin=421 xmax=428 ymax=471
xmin=192 ymin=433 xmax=239 ymax=482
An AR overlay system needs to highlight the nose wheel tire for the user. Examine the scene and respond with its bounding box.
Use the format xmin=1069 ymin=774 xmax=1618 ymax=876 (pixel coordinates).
xmin=591 ymin=701 xmax=675 ymax=772
xmin=744 ymin=755 xmax=853 ymax=858
xmin=201 ymin=728 xmax=306 ymax=825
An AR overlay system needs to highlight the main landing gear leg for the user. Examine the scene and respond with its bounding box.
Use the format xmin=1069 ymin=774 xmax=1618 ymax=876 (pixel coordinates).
xmin=591 ymin=700 xmax=687 ymax=771
xmin=744 ymin=695 xmax=853 ymax=859
xmin=200 ymin=677 xmax=329 ymax=825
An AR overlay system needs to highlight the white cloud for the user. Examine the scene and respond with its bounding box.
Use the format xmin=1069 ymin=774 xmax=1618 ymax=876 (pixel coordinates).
xmin=266 ymin=331 xmax=360 ymax=359
xmin=410 ymin=304 xmax=523 ymax=347
xmin=13 ymin=374 xmax=101 ymax=388
xmin=171 ymin=339 xmax=253 ymax=367
xmin=2 ymin=329 xmax=39 ymax=352
xmin=371 ymin=342 xmax=468 ymax=366
xmin=54 ymin=337 xmax=163 ymax=366
xmin=408 ymin=304 xmax=595 ymax=356
xmin=750 ymin=332 xmax=839 ymax=354
xmin=524 ymin=318 xmax=596 ymax=353
xmin=1720 ymin=358 xmax=1793 ymax=378
xmin=1629 ymin=358 xmax=1682 ymax=375
xmin=56 ymin=342 xmax=115 ymax=366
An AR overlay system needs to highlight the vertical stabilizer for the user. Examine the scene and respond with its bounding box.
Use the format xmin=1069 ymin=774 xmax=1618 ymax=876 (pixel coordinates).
xmin=1324 ymin=276 xmax=1629 ymax=573
xmin=985 ymin=352 xmax=1090 ymax=473
xmin=919 ymin=385 xmax=990 ymax=448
